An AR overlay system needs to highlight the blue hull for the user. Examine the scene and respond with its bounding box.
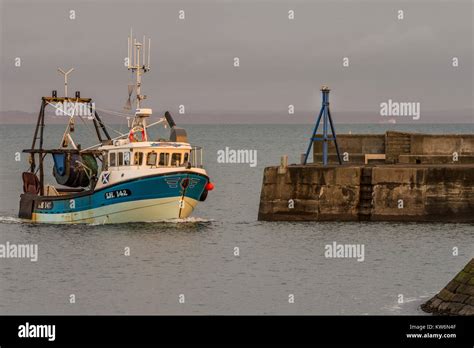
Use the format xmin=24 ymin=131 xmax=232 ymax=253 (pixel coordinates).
xmin=24 ymin=171 xmax=209 ymax=223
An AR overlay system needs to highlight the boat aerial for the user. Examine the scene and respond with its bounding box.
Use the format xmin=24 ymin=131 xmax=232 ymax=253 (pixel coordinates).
xmin=18 ymin=31 xmax=213 ymax=224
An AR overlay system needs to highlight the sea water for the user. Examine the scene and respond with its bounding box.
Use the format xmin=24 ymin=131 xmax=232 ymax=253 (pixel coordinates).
xmin=0 ymin=123 xmax=472 ymax=314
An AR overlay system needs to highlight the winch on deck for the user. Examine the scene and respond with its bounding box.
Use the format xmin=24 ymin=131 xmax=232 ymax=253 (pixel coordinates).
xmin=53 ymin=153 xmax=98 ymax=187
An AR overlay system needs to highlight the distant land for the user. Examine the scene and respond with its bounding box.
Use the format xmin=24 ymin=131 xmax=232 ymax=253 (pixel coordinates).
xmin=0 ymin=109 xmax=472 ymax=125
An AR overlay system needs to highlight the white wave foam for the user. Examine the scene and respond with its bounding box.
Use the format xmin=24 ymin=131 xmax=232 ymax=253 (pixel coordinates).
xmin=0 ymin=215 xmax=214 ymax=226
xmin=86 ymin=217 xmax=215 ymax=226
xmin=148 ymin=217 xmax=215 ymax=224
xmin=0 ymin=216 xmax=25 ymax=224
xmin=383 ymin=296 xmax=427 ymax=313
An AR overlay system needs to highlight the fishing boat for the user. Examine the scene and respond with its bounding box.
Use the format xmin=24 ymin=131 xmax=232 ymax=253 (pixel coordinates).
xmin=18 ymin=32 xmax=213 ymax=224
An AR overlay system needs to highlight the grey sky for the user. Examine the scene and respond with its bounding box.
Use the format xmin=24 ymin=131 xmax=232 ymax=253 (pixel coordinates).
xmin=0 ymin=0 xmax=472 ymax=123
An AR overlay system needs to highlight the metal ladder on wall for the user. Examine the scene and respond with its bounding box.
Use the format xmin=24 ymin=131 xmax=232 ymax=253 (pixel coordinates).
xmin=358 ymin=167 xmax=373 ymax=220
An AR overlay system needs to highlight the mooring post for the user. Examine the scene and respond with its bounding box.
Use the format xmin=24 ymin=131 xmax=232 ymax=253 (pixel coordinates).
xmin=278 ymin=155 xmax=288 ymax=174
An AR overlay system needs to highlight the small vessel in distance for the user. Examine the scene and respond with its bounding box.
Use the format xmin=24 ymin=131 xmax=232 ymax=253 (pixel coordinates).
xmin=18 ymin=31 xmax=213 ymax=224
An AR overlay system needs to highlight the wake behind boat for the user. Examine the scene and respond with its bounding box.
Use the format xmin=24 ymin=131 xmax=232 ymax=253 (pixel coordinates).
xmin=18 ymin=31 xmax=213 ymax=224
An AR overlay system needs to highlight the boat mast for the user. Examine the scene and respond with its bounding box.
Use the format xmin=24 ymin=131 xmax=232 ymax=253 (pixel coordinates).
xmin=127 ymin=29 xmax=151 ymax=134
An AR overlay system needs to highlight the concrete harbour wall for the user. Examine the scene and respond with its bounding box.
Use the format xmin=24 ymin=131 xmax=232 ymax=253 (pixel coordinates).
xmin=313 ymin=132 xmax=474 ymax=164
xmin=258 ymin=164 xmax=474 ymax=222
xmin=258 ymin=132 xmax=474 ymax=222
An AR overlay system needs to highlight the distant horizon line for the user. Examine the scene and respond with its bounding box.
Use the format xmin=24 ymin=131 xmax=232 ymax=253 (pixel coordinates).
xmin=2 ymin=121 xmax=473 ymax=125
xmin=1 ymin=108 xmax=472 ymax=125
xmin=2 ymin=108 xmax=473 ymax=114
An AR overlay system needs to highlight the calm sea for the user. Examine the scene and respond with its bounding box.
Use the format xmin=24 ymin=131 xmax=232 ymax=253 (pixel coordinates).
xmin=0 ymin=123 xmax=473 ymax=314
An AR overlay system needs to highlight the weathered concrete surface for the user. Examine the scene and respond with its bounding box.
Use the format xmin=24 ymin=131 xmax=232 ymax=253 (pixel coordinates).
xmin=371 ymin=165 xmax=474 ymax=221
xmin=313 ymin=134 xmax=385 ymax=164
xmin=258 ymin=165 xmax=361 ymax=221
xmin=409 ymin=133 xmax=474 ymax=156
xmin=260 ymin=132 xmax=474 ymax=222
xmin=314 ymin=132 xmax=474 ymax=164
xmin=421 ymin=258 xmax=474 ymax=315
xmin=258 ymin=164 xmax=474 ymax=222
xmin=398 ymin=155 xmax=474 ymax=164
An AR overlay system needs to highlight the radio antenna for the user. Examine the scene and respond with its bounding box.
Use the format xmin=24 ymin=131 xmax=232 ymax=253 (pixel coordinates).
xmin=127 ymin=28 xmax=151 ymax=110
xmin=57 ymin=67 xmax=74 ymax=97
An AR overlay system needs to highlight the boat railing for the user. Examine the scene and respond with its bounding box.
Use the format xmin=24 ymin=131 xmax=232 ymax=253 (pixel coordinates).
xmin=190 ymin=146 xmax=204 ymax=168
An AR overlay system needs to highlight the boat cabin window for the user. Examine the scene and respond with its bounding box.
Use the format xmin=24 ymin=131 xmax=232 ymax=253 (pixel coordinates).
xmin=171 ymin=153 xmax=182 ymax=166
xmin=109 ymin=151 xmax=131 ymax=167
xmin=134 ymin=152 xmax=143 ymax=165
xmin=109 ymin=152 xmax=116 ymax=166
xmin=184 ymin=153 xmax=189 ymax=163
xmin=147 ymin=152 xmax=157 ymax=166
xmin=124 ymin=152 xmax=130 ymax=166
xmin=159 ymin=152 xmax=170 ymax=166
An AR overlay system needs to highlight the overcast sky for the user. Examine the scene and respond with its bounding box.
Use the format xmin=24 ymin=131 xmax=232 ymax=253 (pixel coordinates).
xmin=0 ymin=0 xmax=472 ymax=123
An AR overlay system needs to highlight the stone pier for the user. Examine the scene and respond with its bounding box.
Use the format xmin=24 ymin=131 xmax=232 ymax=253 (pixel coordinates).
xmin=258 ymin=132 xmax=474 ymax=222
